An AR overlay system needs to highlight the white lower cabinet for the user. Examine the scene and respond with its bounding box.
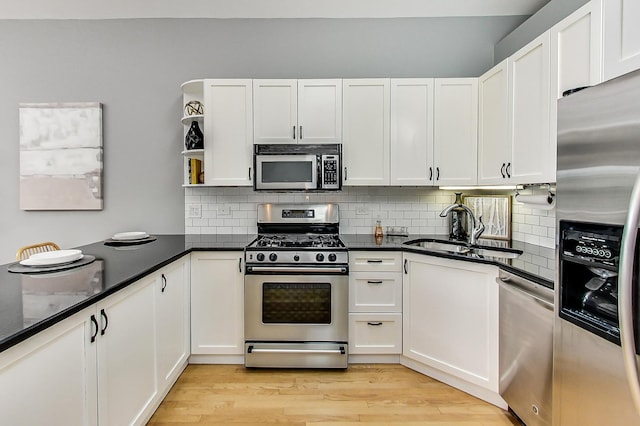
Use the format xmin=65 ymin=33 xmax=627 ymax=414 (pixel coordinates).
xmin=190 ymin=251 xmax=244 ymax=360
xmin=0 ymin=307 xmax=98 ymax=426
xmin=0 ymin=256 xmax=190 ymax=426
xmin=348 ymin=251 xmax=402 ymax=359
xmin=402 ymin=253 xmax=504 ymax=408
xmin=97 ymin=275 xmax=158 ymax=426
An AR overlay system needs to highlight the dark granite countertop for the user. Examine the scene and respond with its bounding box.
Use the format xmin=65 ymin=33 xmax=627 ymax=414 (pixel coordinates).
xmin=0 ymin=234 xmax=253 ymax=353
xmin=0 ymin=232 xmax=553 ymax=354
xmin=340 ymin=234 xmax=555 ymax=288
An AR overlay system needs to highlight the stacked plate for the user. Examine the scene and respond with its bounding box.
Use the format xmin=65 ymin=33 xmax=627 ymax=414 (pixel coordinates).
xmin=20 ymin=249 xmax=84 ymax=267
xmin=112 ymin=231 xmax=149 ymax=241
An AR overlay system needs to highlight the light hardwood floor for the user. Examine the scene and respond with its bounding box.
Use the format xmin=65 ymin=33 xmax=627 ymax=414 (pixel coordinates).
xmin=148 ymin=364 xmax=520 ymax=425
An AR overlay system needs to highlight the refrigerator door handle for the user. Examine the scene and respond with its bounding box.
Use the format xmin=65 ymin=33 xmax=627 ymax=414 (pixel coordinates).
xmin=619 ymin=171 xmax=640 ymax=415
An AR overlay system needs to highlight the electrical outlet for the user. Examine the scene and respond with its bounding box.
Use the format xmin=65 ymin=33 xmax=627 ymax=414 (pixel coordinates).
xmin=356 ymin=207 xmax=369 ymax=215
xmin=218 ymin=206 xmax=231 ymax=216
xmin=187 ymin=204 xmax=201 ymax=218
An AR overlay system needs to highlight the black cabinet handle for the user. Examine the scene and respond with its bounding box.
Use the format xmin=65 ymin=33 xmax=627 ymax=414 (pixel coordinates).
xmin=367 ymin=259 xmax=383 ymax=263
xmin=429 ymin=167 xmax=433 ymax=181
xmin=436 ymin=167 xmax=440 ymax=181
xmin=404 ymin=258 xmax=408 ymax=274
xmin=249 ymin=167 xmax=252 ymax=181
xmin=506 ymin=162 xmax=512 ymax=178
xmin=344 ymin=167 xmax=348 ymax=181
xmin=500 ymin=163 xmax=506 ymax=178
xmin=90 ymin=314 xmax=99 ymax=343
xmin=161 ymin=273 xmax=167 ymax=293
xmin=299 ymin=126 xmax=303 ymax=140
xmin=239 ymin=258 xmax=242 ymax=273
xmin=293 ymin=126 xmax=296 ymax=140
xmin=100 ymin=309 xmax=109 ymax=336
xmin=367 ymin=280 xmax=383 ymax=284
xmin=367 ymin=322 xmax=383 ymax=326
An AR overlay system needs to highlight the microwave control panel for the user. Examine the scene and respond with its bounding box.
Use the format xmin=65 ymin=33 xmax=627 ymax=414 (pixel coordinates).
xmin=321 ymin=155 xmax=340 ymax=189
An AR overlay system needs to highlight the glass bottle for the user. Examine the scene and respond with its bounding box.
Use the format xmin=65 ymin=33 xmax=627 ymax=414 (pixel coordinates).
xmin=374 ymin=220 xmax=384 ymax=244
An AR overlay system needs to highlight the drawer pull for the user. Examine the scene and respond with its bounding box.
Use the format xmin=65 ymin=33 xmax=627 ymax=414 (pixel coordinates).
xmin=367 ymin=322 xmax=383 ymax=326
xmin=367 ymin=280 xmax=383 ymax=284
xmin=367 ymin=259 xmax=383 ymax=263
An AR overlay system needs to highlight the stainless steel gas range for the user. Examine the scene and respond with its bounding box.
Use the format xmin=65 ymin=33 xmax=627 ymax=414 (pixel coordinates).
xmin=244 ymin=203 xmax=349 ymax=368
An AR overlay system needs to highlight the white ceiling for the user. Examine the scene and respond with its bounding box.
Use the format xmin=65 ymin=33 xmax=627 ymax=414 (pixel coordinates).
xmin=0 ymin=0 xmax=551 ymax=20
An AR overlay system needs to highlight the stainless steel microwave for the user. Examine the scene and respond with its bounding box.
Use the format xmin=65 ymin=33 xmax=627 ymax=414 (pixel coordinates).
xmin=254 ymin=144 xmax=342 ymax=191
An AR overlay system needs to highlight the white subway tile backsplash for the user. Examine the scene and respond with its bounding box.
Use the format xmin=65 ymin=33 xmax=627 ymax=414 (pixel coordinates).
xmin=184 ymin=186 xmax=556 ymax=249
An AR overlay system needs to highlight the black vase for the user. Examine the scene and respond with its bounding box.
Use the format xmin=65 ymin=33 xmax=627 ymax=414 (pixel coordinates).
xmin=185 ymin=121 xmax=204 ymax=150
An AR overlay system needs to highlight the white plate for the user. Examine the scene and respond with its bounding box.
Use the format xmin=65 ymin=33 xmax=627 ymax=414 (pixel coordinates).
xmin=21 ymin=250 xmax=83 ymax=266
xmin=112 ymin=231 xmax=148 ymax=241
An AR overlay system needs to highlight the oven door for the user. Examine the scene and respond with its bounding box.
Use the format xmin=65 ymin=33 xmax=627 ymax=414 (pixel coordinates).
xmin=255 ymin=154 xmax=318 ymax=190
xmin=244 ymin=272 xmax=348 ymax=342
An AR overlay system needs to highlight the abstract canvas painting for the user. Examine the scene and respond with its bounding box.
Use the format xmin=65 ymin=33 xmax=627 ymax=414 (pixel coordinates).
xmin=19 ymin=102 xmax=103 ymax=210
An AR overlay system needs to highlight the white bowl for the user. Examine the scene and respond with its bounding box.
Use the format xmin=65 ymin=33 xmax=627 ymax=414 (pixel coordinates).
xmin=22 ymin=249 xmax=83 ymax=266
xmin=112 ymin=231 xmax=148 ymax=241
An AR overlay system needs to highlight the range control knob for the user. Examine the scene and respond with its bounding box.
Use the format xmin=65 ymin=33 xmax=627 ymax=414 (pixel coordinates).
xmin=293 ymin=255 xmax=300 ymax=262
xmin=256 ymin=253 xmax=265 ymax=262
xmin=269 ymin=253 xmax=278 ymax=262
xmin=316 ymin=253 xmax=325 ymax=262
xmin=328 ymin=253 xmax=337 ymax=262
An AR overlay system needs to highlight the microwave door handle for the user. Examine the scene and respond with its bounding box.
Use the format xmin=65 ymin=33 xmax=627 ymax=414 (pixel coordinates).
xmin=619 ymin=170 xmax=640 ymax=415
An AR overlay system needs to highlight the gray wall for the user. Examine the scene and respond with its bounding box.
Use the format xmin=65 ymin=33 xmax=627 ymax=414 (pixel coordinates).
xmin=0 ymin=16 xmax=525 ymax=263
xmin=494 ymin=0 xmax=589 ymax=63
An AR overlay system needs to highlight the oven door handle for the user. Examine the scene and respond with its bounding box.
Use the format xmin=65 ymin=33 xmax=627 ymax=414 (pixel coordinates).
xmin=247 ymin=266 xmax=347 ymax=274
xmin=247 ymin=345 xmax=346 ymax=355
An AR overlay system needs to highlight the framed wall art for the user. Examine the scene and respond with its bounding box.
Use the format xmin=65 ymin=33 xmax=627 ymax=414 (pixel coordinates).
xmin=19 ymin=102 xmax=103 ymax=210
xmin=463 ymin=195 xmax=511 ymax=240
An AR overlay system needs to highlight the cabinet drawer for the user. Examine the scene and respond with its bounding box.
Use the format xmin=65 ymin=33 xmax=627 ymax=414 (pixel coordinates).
xmin=349 ymin=313 xmax=402 ymax=354
xmin=349 ymin=272 xmax=402 ymax=313
xmin=349 ymin=251 xmax=402 ymax=272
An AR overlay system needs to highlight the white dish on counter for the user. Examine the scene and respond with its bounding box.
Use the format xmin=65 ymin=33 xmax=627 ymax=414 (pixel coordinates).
xmin=20 ymin=249 xmax=84 ymax=266
xmin=112 ymin=231 xmax=148 ymax=241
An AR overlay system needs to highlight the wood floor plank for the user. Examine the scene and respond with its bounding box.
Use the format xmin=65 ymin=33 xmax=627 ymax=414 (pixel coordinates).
xmin=147 ymin=364 xmax=519 ymax=425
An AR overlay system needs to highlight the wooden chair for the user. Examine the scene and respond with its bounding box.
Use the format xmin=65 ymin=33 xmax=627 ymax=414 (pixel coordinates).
xmin=16 ymin=242 xmax=61 ymax=261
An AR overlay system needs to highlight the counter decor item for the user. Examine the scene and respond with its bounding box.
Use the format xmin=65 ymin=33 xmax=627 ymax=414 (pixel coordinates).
xmin=462 ymin=194 xmax=511 ymax=240
xmin=185 ymin=120 xmax=204 ymax=150
xmin=8 ymin=254 xmax=96 ymax=274
xmin=374 ymin=220 xmax=384 ymax=245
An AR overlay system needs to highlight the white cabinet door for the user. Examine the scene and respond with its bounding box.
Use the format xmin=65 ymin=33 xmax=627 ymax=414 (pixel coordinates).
xmin=155 ymin=256 xmax=190 ymax=389
xmin=191 ymin=251 xmax=244 ymax=355
xmin=0 ymin=308 xmax=98 ymax=426
xmin=403 ymin=253 xmax=499 ymax=392
xmin=342 ymin=79 xmax=390 ymax=186
xmin=478 ymin=60 xmax=511 ymax=185
xmin=603 ymin=0 xmax=640 ymax=82
xmin=253 ymin=79 xmax=298 ymax=144
xmin=349 ymin=313 xmax=402 ymax=355
xmin=433 ymin=78 xmax=478 ymax=186
xmin=96 ymin=277 xmax=158 ymax=426
xmin=510 ymin=32 xmax=554 ymax=184
xmin=349 ymin=271 xmax=403 ymax=313
xmin=550 ymin=1 xmax=603 ymax=99
xmin=390 ymin=78 xmax=435 ymax=186
xmin=204 ymin=79 xmax=254 ymax=186
xmin=297 ymin=79 xmax=342 ymax=144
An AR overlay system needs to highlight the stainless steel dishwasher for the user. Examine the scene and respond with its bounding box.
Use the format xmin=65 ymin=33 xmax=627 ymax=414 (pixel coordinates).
xmin=498 ymin=270 xmax=554 ymax=426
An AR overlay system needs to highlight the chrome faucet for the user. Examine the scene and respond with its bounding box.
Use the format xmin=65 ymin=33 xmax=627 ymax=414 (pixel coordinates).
xmin=439 ymin=202 xmax=485 ymax=245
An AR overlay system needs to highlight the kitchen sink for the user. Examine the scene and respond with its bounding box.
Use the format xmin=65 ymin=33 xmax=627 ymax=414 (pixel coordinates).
xmin=402 ymin=239 xmax=522 ymax=259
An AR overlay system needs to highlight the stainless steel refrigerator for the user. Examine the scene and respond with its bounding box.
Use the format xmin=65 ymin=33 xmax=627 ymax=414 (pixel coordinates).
xmin=555 ymin=68 xmax=640 ymax=424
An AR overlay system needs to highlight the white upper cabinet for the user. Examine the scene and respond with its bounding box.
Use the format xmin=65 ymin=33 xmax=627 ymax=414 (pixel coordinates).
xmin=253 ymin=79 xmax=342 ymax=144
xmin=390 ymin=78 xmax=435 ymax=186
xmin=603 ymin=0 xmax=640 ymax=82
xmin=509 ymin=32 xmax=554 ymax=184
xmin=433 ymin=78 xmax=478 ymax=186
xmin=550 ymin=0 xmax=603 ymax=98
xmin=478 ymin=60 xmax=511 ymax=185
xmin=204 ymin=79 xmax=254 ymax=186
xmin=342 ymin=78 xmax=391 ymax=186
